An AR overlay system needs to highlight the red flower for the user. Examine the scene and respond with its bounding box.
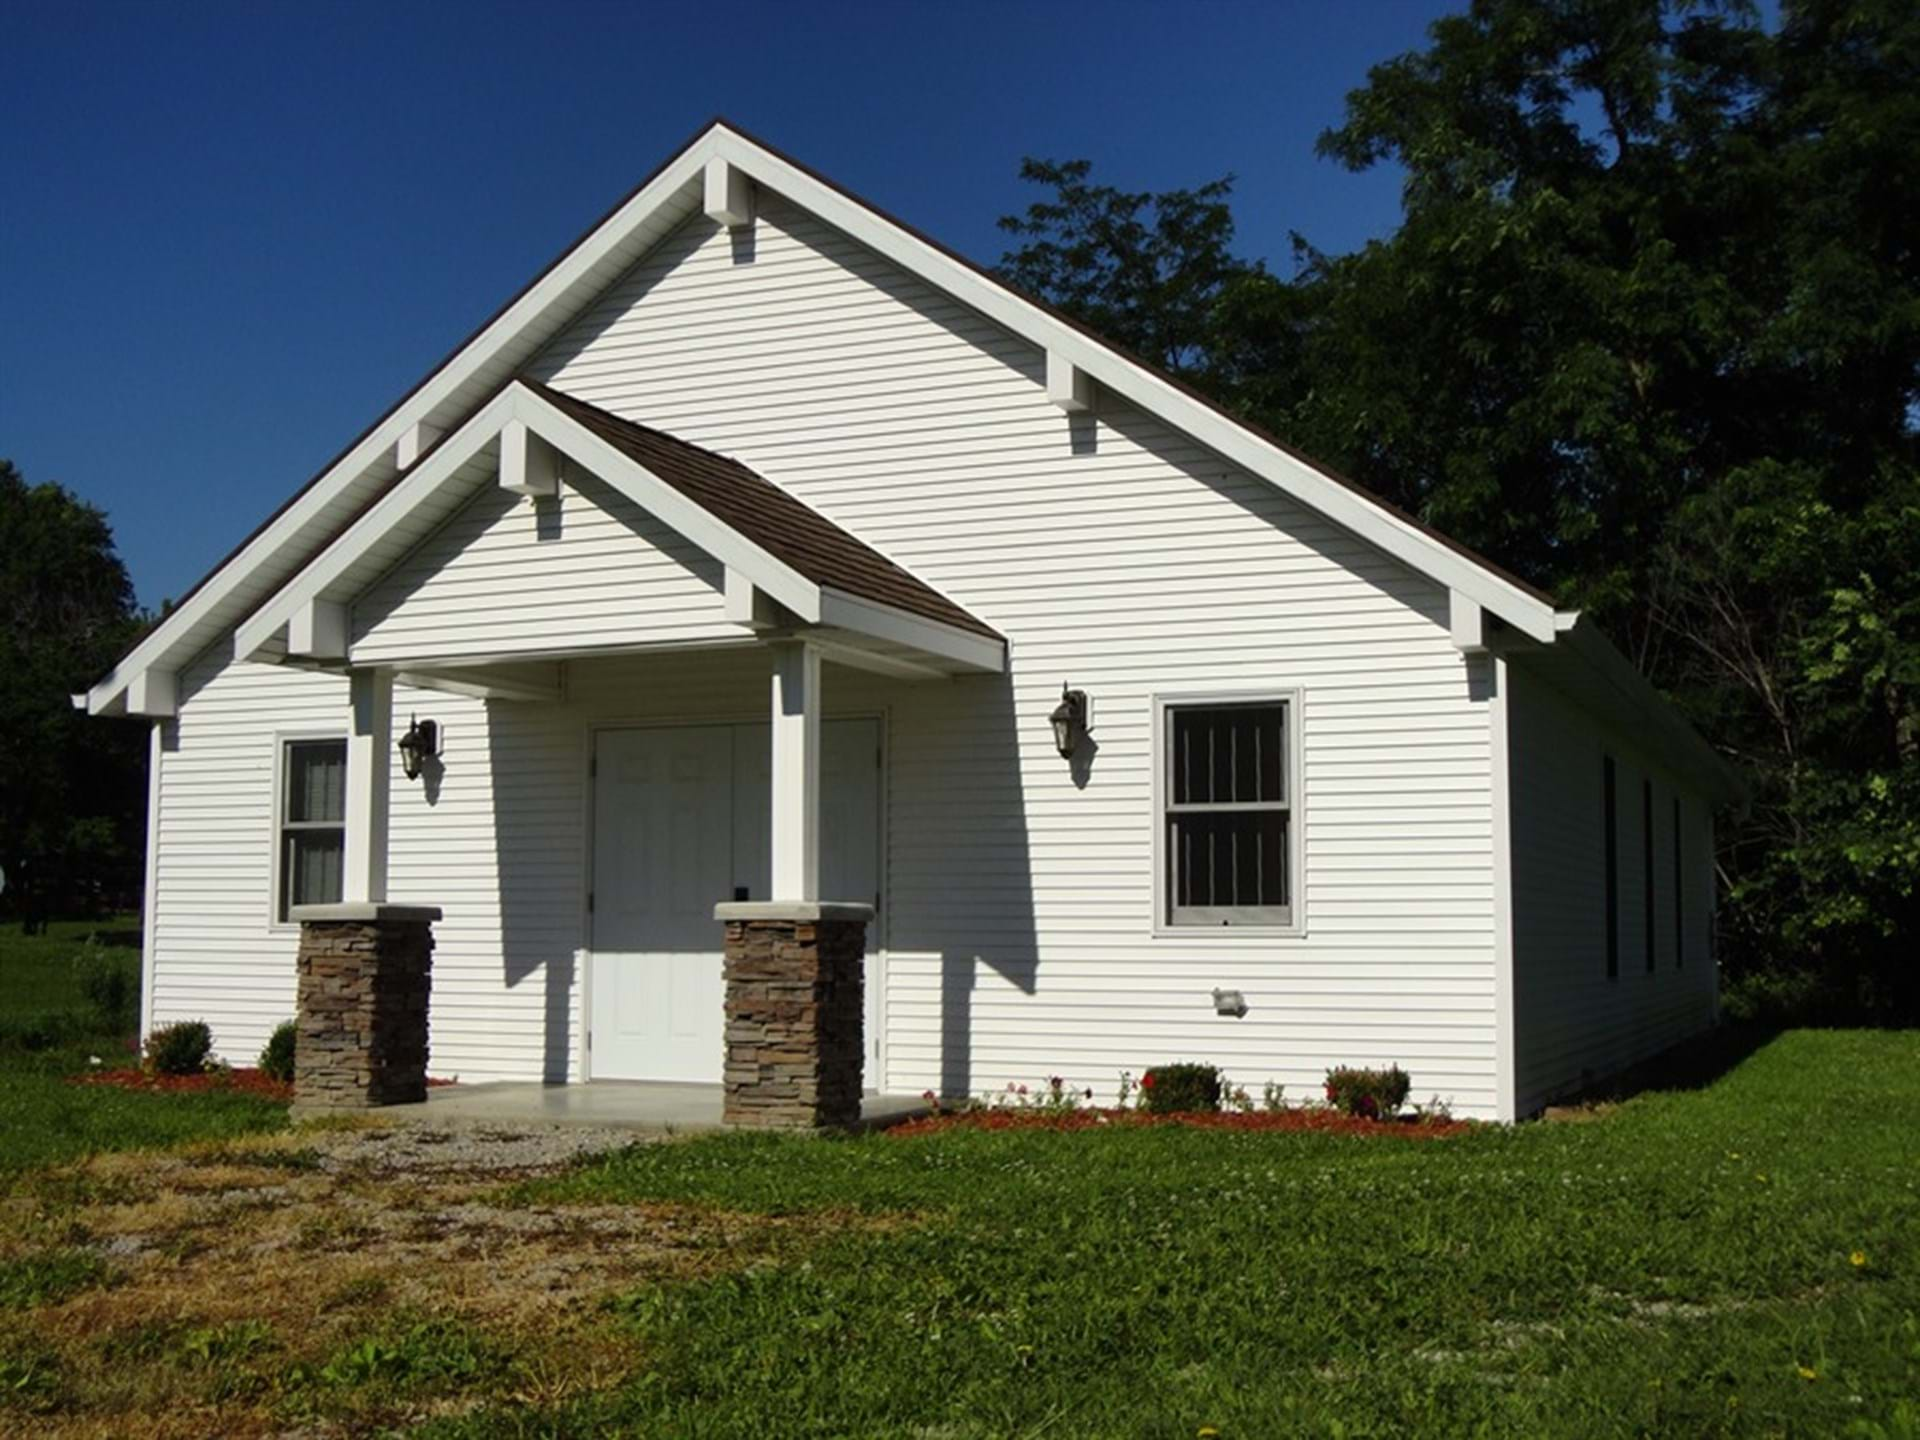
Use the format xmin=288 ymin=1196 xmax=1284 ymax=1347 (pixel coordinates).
xmin=1142 ymin=1071 xmax=1157 ymax=1089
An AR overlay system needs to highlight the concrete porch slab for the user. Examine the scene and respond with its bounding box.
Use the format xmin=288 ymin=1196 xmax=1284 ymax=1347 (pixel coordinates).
xmin=369 ymin=1081 xmax=933 ymax=1134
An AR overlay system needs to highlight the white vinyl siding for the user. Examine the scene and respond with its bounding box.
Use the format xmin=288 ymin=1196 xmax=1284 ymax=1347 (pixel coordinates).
xmin=1507 ymin=664 xmax=1717 ymax=1114
xmin=352 ymin=469 xmax=735 ymax=664
xmin=531 ymin=194 xmax=1504 ymax=1116
xmin=152 ymin=190 xmax=1529 ymax=1113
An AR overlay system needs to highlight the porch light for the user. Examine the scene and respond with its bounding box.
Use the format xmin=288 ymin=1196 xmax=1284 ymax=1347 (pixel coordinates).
xmin=397 ymin=716 xmax=438 ymax=781
xmin=1049 ymin=685 xmax=1088 ymax=759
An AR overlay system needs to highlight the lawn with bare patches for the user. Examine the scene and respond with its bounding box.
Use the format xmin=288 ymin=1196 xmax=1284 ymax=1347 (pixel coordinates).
xmin=0 ymin=1124 xmax=883 ymax=1436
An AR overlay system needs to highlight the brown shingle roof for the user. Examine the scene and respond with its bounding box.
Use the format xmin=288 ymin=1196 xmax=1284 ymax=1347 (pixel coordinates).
xmin=522 ymin=379 xmax=1001 ymax=641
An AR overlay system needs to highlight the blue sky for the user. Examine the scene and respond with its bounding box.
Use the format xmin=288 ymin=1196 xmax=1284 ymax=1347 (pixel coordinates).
xmin=2 ymin=0 xmax=1460 ymax=610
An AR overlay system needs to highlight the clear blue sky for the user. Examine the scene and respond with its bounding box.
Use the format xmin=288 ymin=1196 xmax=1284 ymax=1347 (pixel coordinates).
xmin=2 ymin=0 xmax=1459 ymax=611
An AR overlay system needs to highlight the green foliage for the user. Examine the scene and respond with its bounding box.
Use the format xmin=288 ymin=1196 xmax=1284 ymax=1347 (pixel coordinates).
xmin=75 ymin=938 xmax=137 ymax=1031
xmin=997 ymin=160 xmax=1272 ymax=378
xmin=317 ymin=1319 xmax=495 ymax=1392
xmin=0 ymin=460 xmax=150 ymax=929
xmin=1324 ymin=1064 xmax=1413 ymax=1119
xmin=142 ymin=1020 xmax=211 ymax=1077
xmin=258 ymin=1020 xmax=296 ymax=1083
xmin=0 ymin=1248 xmax=110 ymax=1309
xmin=1137 ymin=1062 xmax=1221 ymax=1114
xmin=472 ymin=1030 xmax=1920 ymax=1438
xmin=998 ymin=0 xmax=1920 ymax=1005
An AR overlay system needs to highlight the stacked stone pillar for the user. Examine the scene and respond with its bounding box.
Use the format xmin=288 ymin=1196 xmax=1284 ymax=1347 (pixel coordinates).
xmin=714 ymin=902 xmax=872 ymax=1129
xmin=291 ymin=903 xmax=441 ymax=1111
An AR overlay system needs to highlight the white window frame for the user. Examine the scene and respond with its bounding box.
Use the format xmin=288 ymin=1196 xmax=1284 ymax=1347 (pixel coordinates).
xmin=1151 ymin=689 xmax=1304 ymax=939
xmin=268 ymin=729 xmax=348 ymax=930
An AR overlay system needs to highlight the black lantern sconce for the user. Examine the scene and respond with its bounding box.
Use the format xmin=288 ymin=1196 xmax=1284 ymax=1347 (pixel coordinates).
xmin=397 ymin=715 xmax=439 ymax=782
xmin=1049 ymin=684 xmax=1089 ymax=759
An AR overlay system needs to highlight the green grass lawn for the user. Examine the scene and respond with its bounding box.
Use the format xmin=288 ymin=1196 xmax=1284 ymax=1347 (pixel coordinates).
xmin=424 ymin=1028 xmax=1915 ymax=1439
xmin=0 ymin=920 xmax=286 ymax=1180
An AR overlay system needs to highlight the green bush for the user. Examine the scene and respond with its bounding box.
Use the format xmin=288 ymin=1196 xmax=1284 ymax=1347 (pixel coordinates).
xmin=258 ymin=1020 xmax=296 ymax=1083
xmin=143 ymin=1020 xmax=212 ymax=1077
xmin=1139 ymin=1063 xmax=1221 ymax=1114
xmin=1324 ymin=1065 xmax=1411 ymax=1120
xmin=76 ymin=942 xmax=137 ymax=1029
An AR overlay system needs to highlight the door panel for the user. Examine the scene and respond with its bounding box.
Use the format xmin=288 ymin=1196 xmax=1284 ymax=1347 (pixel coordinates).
xmin=590 ymin=726 xmax=732 ymax=1081
xmin=591 ymin=718 xmax=881 ymax=1083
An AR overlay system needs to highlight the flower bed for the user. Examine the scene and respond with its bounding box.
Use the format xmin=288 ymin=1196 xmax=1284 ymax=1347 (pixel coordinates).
xmin=71 ymin=1067 xmax=295 ymax=1101
xmin=886 ymin=1106 xmax=1472 ymax=1140
xmin=68 ymin=1069 xmax=462 ymax=1103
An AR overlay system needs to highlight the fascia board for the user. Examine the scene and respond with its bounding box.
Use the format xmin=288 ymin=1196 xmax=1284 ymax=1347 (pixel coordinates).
xmin=816 ymin=588 xmax=1006 ymax=673
xmin=711 ymin=127 xmax=1558 ymax=644
xmin=88 ymin=138 xmax=719 ymax=714
xmin=233 ymin=388 xmax=521 ymax=659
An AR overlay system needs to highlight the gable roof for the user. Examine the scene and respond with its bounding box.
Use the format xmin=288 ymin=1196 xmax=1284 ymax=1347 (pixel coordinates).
xmin=228 ymin=377 xmax=1004 ymax=676
xmin=521 ymin=381 xmax=997 ymax=639
xmin=80 ymin=118 xmax=1740 ymax=799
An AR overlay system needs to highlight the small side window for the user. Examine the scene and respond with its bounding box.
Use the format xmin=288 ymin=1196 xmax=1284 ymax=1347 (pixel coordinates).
xmin=280 ymin=739 xmax=347 ymax=921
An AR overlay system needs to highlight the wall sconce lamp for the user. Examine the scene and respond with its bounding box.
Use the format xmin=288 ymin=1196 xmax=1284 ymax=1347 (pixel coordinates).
xmin=397 ymin=716 xmax=439 ymax=781
xmin=1049 ymin=684 xmax=1089 ymax=759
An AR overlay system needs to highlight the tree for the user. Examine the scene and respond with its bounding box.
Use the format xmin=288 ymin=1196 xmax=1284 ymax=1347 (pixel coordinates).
xmin=0 ymin=460 xmax=149 ymax=930
xmin=999 ymin=0 xmax=1919 ymax=1011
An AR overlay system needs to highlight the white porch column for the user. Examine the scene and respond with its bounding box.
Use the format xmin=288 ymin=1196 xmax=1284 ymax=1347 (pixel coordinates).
xmin=344 ymin=668 xmax=393 ymax=904
xmin=769 ymin=640 xmax=821 ymax=901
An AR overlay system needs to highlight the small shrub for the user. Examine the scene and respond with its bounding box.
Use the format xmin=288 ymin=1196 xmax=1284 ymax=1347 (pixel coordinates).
xmin=1139 ymin=1063 xmax=1222 ymax=1114
xmin=258 ymin=1020 xmax=297 ymax=1082
xmin=1324 ymin=1065 xmax=1412 ymax=1120
xmin=76 ymin=941 xmax=138 ymax=1029
xmin=143 ymin=1020 xmax=212 ymax=1076
xmin=1261 ymin=1081 xmax=1288 ymax=1112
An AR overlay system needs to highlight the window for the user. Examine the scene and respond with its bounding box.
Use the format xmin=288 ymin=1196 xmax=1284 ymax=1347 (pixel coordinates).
xmin=1163 ymin=699 xmax=1293 ymax=927
xmin=1643 ymin=778 xmax=1656 ymax=973
xmin=1603 ymin=756 xmax=1619 ymax=979
xmin=279 ymin=739 xmax=347 ymax=921
xmin=1673 ymin=795 xmax=1684 ymax=969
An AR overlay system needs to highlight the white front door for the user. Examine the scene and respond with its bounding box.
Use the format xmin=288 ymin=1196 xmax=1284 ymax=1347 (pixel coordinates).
xmin=589 ymin=719 xmax=880 ymax=1082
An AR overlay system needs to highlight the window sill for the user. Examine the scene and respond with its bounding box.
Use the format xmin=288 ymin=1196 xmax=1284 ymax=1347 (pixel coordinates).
xmin=1152 ymin=923 xmax=1307 ymax=942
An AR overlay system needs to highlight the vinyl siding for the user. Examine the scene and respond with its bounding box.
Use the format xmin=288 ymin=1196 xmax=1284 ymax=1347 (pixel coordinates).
xmin=531 ymin=194 xmax=1504 ymax=1116
xmin=352 ymin=469 xmax=735 ymax=664
xmin=152 ymin=191 xmax=1509 ymax=1112
xmin=1507 ymin=663 xmax=1717 ymax=1114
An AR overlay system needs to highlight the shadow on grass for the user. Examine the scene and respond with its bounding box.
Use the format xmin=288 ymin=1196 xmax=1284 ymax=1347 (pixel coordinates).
xmin=1553 ymin=1023 xmax=1783 ymax=1109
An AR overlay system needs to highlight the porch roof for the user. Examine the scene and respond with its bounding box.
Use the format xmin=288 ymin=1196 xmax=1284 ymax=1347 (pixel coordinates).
xmin=523 ymin=381 xmax=997 ymax=640
xmin=223 ymin=377 xmax=1005 ymax=680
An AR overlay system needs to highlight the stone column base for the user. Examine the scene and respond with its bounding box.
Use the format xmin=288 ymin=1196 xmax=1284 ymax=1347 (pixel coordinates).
xmin=715 ymin=901 xmax=872 ymax=1130
xmin=292 ymin=903 xmax=440 ymax=1111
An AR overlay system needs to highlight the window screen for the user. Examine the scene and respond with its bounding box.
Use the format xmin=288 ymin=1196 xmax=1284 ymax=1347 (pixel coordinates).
xmin=1165 ymin=701 xmax=1291 ymax=926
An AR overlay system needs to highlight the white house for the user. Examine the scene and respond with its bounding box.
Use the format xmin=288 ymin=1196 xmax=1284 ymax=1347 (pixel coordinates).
xmin=82 ymin=120 xmax=1743 ymax=1122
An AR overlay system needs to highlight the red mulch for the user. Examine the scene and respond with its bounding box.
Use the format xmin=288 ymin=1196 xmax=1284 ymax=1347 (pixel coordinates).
xmin=69 ymin=1070 xmax=462 ymax=1103
xmin=71 ymin=1067 xmax=295 ymax=1101
xmin=886 ymin=1107 xmax=1473 ymax=1140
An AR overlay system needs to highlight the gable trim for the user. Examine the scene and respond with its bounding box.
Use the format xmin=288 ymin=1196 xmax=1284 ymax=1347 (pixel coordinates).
xmin=234 ymin=380 xmax=824 ymax=662
xmin=96 ymin=118 xmax=1576 ymax=713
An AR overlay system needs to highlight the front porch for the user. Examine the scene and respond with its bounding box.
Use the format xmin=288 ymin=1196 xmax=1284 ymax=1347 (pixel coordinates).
xmin=379 ymin=1079 xmax=936 ymax=1134
xmin=234 ymin=380 xmax=1005 ymax=1128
